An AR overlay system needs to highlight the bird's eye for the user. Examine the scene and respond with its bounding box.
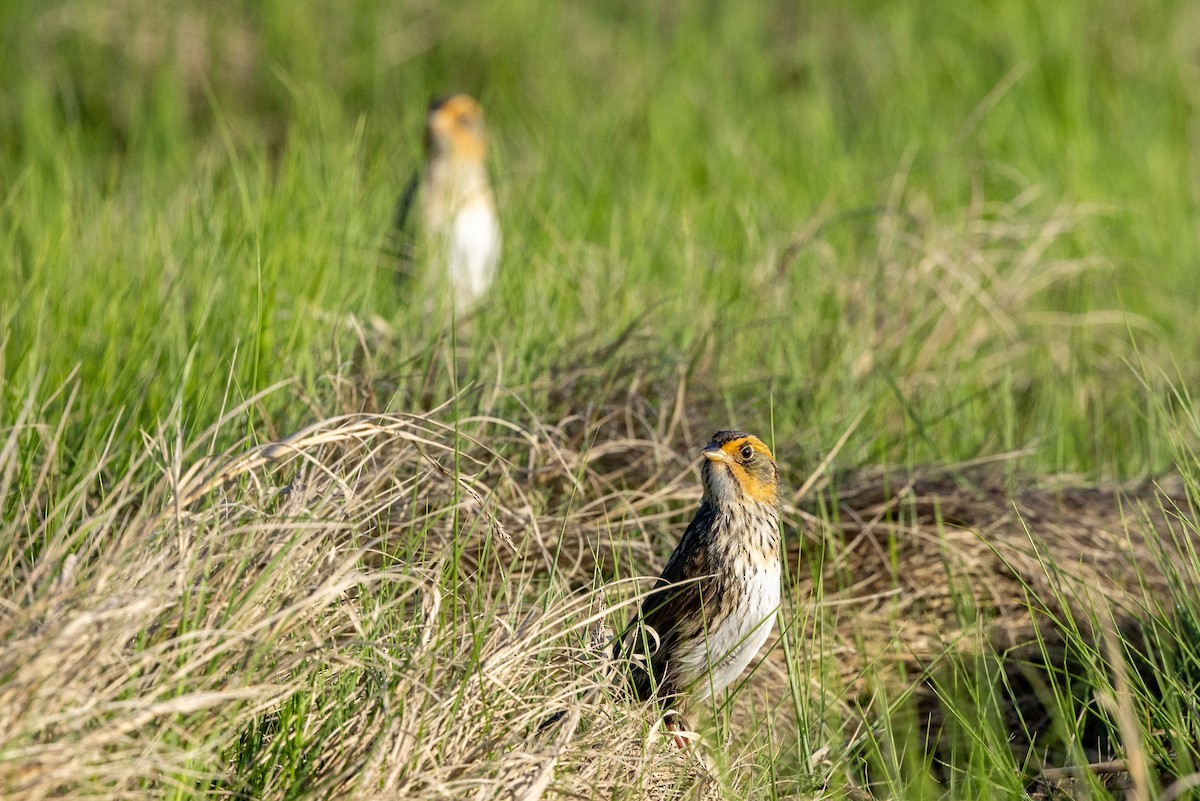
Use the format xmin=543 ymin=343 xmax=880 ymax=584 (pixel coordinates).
xmin=739 ymin=443 xmax=754 ymax=460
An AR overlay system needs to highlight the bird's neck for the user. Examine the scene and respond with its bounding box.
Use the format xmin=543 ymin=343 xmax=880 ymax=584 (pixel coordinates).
xmin=705 ymin=497 xmax=781 ymax=558
xmin=746 ymin=503 xmax=782 ymax=555
xmin=429 ymin=155 xmax=490 ymax=196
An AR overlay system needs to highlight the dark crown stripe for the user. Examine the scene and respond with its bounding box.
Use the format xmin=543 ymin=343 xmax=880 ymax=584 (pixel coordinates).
xmin=709 ymin=430 xmax=752 ymax=446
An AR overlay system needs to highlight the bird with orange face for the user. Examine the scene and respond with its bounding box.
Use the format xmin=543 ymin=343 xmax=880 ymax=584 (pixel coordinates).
xmin=539 ymin=431 xmax=782 ymax=746
xmin=393 ymin=94 xmax=501 ymax=315
xmin=617 ymin=431 xmax=782 ymax=729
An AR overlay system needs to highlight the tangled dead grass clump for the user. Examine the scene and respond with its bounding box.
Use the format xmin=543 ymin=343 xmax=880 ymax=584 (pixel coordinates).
xmin=788 ymin=465 xmax=1195 ymax=678
xmin=3 ymin=376 xmax=1197 ymax=799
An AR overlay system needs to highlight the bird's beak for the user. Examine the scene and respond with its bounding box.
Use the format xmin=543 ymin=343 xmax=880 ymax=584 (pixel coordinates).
xmin=701 ymin=444 xmax=731 ymax=464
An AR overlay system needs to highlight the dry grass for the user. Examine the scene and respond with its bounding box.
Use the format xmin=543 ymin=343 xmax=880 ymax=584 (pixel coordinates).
xmin=790 ymin=465 xmax=1193 ymax=680
xmin=2 ymin=371 xmax=1196 ymax=799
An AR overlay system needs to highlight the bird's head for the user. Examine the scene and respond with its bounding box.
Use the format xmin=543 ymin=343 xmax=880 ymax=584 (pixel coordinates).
xmin=700 ymin=431 xmax=780 ymax=509
xmin=425 ymin=94 xmax=487 ymax=161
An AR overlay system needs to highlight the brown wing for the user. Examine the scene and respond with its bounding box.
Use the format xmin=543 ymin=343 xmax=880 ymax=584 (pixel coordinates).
xmin=618 ymin=501 xmax=723 ymax=703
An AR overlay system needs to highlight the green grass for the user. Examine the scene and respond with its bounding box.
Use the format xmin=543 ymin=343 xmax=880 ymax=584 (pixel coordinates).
xmin=3 ymin=0 xmax=1200 ymax=798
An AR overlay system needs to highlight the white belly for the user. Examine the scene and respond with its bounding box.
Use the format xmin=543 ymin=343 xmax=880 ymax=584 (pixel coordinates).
xmin=446 ymin=202 xmax=501 ymax=312
xmin=673 ymin=562 xmax=781 ymax=702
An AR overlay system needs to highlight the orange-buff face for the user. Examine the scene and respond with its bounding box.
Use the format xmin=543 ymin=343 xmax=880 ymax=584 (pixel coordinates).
xmin=425 ymin=95 xmax=486 ymax=160
xmin=700 ymin=432 xmax=779 ymax=508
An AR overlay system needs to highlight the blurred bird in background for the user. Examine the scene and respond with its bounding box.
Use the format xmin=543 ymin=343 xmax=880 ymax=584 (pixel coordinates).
xmin=393 ymin=94 xmax=501 ymax=316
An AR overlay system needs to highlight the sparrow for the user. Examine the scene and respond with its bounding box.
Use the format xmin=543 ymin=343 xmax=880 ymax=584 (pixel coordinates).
xmin=393 ymin=94 xmax=501 ymax=315
xmin=616 ymin=431 xmax=782 ymax=735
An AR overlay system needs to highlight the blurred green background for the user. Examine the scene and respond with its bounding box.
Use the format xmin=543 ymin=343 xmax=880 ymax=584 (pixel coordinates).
xmin=3 ymin=0 xmax=1199 ymax=486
